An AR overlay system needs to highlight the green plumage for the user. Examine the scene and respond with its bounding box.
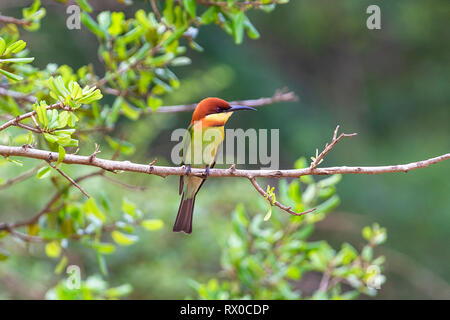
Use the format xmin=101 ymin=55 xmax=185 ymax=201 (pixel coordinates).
xmin=173 ymin=123 xmax=224 ymax=234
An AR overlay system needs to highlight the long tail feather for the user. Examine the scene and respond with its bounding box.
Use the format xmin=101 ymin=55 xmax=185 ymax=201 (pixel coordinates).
xmin=173 ymin=193 xmax=196 ymax=234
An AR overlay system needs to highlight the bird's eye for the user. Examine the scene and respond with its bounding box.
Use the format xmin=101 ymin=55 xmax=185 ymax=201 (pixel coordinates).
xmin=216 ymin=107 xmax=222 ymax=113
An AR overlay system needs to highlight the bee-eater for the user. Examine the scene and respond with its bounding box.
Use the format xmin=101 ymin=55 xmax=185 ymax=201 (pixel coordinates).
xmin=173 ymin=97 xmax=256 ymax=234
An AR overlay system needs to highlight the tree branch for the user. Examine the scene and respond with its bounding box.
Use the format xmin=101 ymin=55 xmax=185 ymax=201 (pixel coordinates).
xmin=249 ymin=177 xmax=315 ymax=217
xmin=310 ymin=125 xmax=357 ymax=169
xmin=0 ymin=145 xmax=448 ymax=179
xmin=0 ymin=87 xmax=36 ymax=104
xmin=0 ymin=163 xmax=45 ymax=190
xmin=47 ymin=161 xmax=91 ymax=198
xmin=195 ymin=0 xmax=281 ymax=9
xmin=0 ymin=15 xmax=31 ymax=26
xmin=147 ymin=89 xmax=298 ymax=114
xmin=1 ymin=125 xmax=449 ymax=233
xmin=0 ymin=102 xmax=69 ymax=132
xmin=0 ymin=170 xmax=104 ymax=232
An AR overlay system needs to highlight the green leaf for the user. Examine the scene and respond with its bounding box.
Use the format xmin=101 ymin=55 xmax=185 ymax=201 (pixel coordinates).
xmin=93 ymin=242 xmax=116 ymax=255
xmin=4 ymin=40 xmax=26 ymax=55
xmin=69 ymin=81 xmax=82 ymax=100
xmin=315 ymin=195 xmax=340 ymax=214
xmin=0 ymin=248 xmax=9 ymax=261
xmin=7 ymin=158 xmax=23 ymax=166
xmin=163 ymin=0 xmax=174 ymax=24
xmin=47 ymin=76 xmax=68 ymax=100
xmin=122 ymin=198 xmax=137 ymax=217
xmin=263 ymin=206 xmax=272 ymax=221
xmin=77 ymin=88 xmax=103 ymax=104
xmin=111 ymin=231 xmax=138 ymax=246
xmin=244 ymin=19 xmax=260 ymax=39
xmin=54 ymin=255 xmax=68 ymax=274
xmin=0 ymin=57 xmax=35 ymax=64
xmin=189 ymin=40 xmax=204 ymax=52
xmin=45 ymin=241 xmax=61 ymax=258
xmin=200 ymin=7 xmax=218 ymax=24
xmin=108 ymin=11 xmax=124 ymax=35
xmin=35 ymin=102 xmax=48 ymax=127
xmin=362 ymin=226 xmax=372 ymax=241
xmin=37 ymin=166 xmax=51 ymax=179
xmin=141 ymin=219 xmax=164 ymax=231
xmin=54 ymin=130 xmax=76 ymax=137
xmin=105 ymin=136 xmax=135 ymax=155
xmin=233 ymin=11 xmax=245 ymax=44
xmin=286 ymin=266 xmax=301 ymax=280
xmin=76 ymin=0 xmax=93 ymax=13
xmin=57 ymin=145 xmax=65 ymax=165
xmin=0 ymin=37 xmax=6 ymax=56
xmin=121 ymin=101 xmax=140 ymax=120
xmin=170 ymin=56 xmax=191 ymax=66
xmin=106 ymin=284 xmax=133 ymax=298
xmin=97 ymin=252 xmax=108 ymax=276
xmin=362 ymin=246 xmax=373 ymax=261
xmin=318 ymin=174 xmax=342 ymax=188
xmin=182 ymin=0 xmax=196 ymax=19
xmin=83 ymin=198 xmax=106 ymax=223
xmin=147 ymin=96 xmax=162 ymax=111
xmin=57 ymin=110 xmax=70 ymax=128
xmin=0 ymin=68 xmax=23 ymax=81
xmin=43 ymin=133 xmax=58 ymax=144
xmin=81 ymin=12 xmax=106 ymax=38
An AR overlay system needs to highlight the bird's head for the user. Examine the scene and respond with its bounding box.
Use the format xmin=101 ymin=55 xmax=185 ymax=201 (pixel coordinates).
xmin=191 ymin=97 xmax=256 ymax=126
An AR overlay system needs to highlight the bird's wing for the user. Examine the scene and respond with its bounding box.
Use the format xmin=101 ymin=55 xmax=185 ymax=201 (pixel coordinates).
xmin=179 ymin=123 xmax=194 ymax=195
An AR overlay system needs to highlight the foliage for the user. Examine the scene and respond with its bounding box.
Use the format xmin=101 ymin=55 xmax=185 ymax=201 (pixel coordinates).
xmin=192 ymin=159 xmax=386 ymax=299
xmin=46 ymin=275 xmax=133 ymax=300
xmin=0 ymin=0 xmax=302 ymax=300
xmin=0 ymin=0 xmax=392 ymax=300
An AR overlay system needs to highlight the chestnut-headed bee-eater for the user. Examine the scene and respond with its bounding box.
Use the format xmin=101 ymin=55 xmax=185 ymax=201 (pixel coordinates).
xmin=173 ymin=97 xmax=256 ymax=234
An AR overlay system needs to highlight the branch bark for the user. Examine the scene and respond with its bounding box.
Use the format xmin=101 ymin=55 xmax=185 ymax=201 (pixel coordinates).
xmin=0 ymin=87 xmax=36 ymax=104
xmin=0 ymin=163 xmax=45 ymax=190
xmin=249 ymin=177 xmax=315 ymax=216
xmin=144 ymin=89 xmax=298 ymax=114
xmin=0 ymin=145 xmax=448 ymax=179
xmin=0 ymin=15 xmax=31 ymax=26
xmin=0 ymin=102 xmax=68 ymax=132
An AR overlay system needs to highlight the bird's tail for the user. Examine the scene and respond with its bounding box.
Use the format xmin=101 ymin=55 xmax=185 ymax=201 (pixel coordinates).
xmin=173 ymin=193 xmax=196 ymax=234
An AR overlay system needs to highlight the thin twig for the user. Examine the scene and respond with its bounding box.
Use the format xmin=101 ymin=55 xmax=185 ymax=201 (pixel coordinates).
xmin=8 ymin=229 xmax=44 ymax=243
xmin=0 ymin=15 xmax=31 ymax=26
xmin=101 ymin=174 xmax=147 ymax=191
xmin=47 ymin=161 xmax=90 ymax=198
xmin=0 ymin=102 xmax=68 ymax=132
xmin=195 ymin=0 xmax=280 ymax=9
xmin=310 ymin=125 xmax=357 ymax=169
xmin=249 ymin=177 xmax=315 ymax=217
xmin=0 ymin=87 xmax=36 ymax=104
xmin=149 ymin=0 xmax=162 ymax=21
xmin=14 ymin=122 xmax=42 ymax=133
xmin=140 ymin=89 xmax=298 ymax=114
xmin=0 ymin=170 xmax=104 ymax=232
xmin=0 ymin=163 xmax=45 ymax=190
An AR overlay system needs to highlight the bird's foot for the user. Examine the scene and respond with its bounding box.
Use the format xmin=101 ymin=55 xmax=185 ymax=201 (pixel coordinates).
xmin=202 ymin=165 xmax=210 ymax=178
xmin=184 ymin=165 xmax=191 ymax=176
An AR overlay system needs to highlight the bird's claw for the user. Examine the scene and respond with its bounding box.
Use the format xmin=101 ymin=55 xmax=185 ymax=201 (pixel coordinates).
xmin=184 ymin=165 xmax=191 ymax=176
xmin=202 ymin=165 xmax=210 ymax=178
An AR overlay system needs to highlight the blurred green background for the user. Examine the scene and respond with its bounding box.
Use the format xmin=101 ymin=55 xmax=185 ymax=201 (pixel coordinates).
xmin=0 ymin=0 xmax=449 ymax=299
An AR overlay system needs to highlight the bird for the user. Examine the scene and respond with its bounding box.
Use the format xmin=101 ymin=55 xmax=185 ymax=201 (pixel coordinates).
xmin=173 ymin=97 xmax=256 ymax=234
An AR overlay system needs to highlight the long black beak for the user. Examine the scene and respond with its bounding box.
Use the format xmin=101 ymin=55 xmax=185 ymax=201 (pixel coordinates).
xmin=227 ymin=105 xmax=257 ymax=112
